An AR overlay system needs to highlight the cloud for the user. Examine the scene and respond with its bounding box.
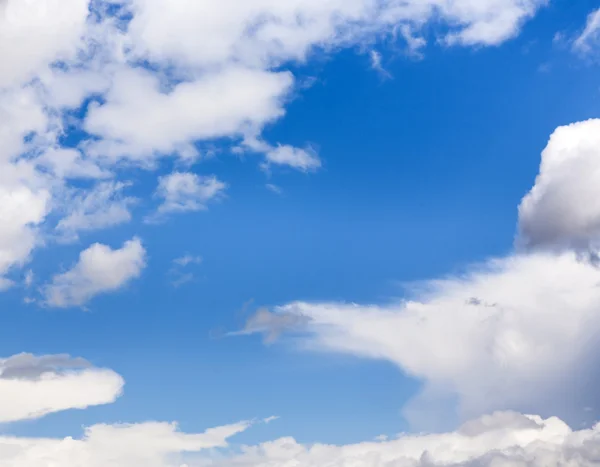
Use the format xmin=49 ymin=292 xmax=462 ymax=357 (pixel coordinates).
xmin=56 ymin=181 xmax=137 ymax=241
xmin=43 ymin=237 xmax=146 ymax=308
xmin=0 ymin=353 xmax=123 ymax=423
xmin=149 ymin=172 xmax=227 ymax=221
xmin=233 ymin=308 xmax=312 ymax=344
xmin=243 ymin=250 xmax=600 ymax=429
xmin=266 ymin=184 xmax=283 ymax=195
xmin=238 ymin=118 xmax=600 ymax=431
xmin=169 ymin=254 xmax=203 ymax=287
xmin=518 ymin=119 xmax=600 ymax=250
xmin=0 ymin=0 xmax=548 ymax=287
xmin=2 ymin=410 xmax=600 ymax=467
xmin=211 ymin=411 xmax=600 ymax=467
xmin=173 ymin=255 xmax=203 ymax=268
xmin=0 ymin=0 xmax=89 ymax=88
xmin=574 ymin=8 xmax=600 ymax=53
xmin=84 ymin=66 xmax=294 ymax=162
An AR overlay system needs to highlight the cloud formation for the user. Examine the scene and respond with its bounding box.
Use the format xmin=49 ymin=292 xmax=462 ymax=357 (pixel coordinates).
xmin=574 ymin=8 xmax=600 ymax=53
xmin=0 ymin=353 xmax=123 ymax=423
xmin=0 ymin=0 xmax=550 ymax=287
xmin=151 ymin=172 xmax=227 ymax=221
xmin=518 ymin=119 xmax=600 ymax=250
xmin=239 ymin=115 xmax=600 ymax=431
xmin=43 ymin=237 xmax=146 ymax=308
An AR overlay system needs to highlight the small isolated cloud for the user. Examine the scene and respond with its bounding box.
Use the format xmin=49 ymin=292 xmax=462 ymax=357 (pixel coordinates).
xmin=574 ymin=8 xmax=600 ymax=54
xmin=23 ymin=269 xmax=34 ymax=288
xmin=369 ymin=50 xmax=392 ymax=79
xmin=246 ymin=139 xmax=321 ymax=172
xmin=266 ymin=184 xmax=283 ymax=195
xmin=0 ymin=353 xmax=123 ymax=423
xmin=148 ymin=172 xmax=226 ymax=223
xmin=44 ymin=237 xmax=146 ymax=308
xmin=169 ymin=254 xmax=203 ymax=287
xmin=173 ymin=254 xmax=203 ymax=268
xmin=263 ymin=145 xmax=321 ymax=172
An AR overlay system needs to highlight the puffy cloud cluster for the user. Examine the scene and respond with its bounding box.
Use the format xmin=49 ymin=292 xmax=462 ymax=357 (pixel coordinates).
xmin=0 ymin=0 xmax=548 ymax=292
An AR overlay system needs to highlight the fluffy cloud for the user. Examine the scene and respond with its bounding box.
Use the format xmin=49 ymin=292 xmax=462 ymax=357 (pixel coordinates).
xmin=242 ymin=250 xmax=600 ymax=429
xmin=0 ymin=420 xmax=250 ymax=467
xmin=518 ymin=119 xmax=600 ymax=250
xmin=3 ymin=409 xmax=600 ymax=466
xmin=43 ymin=237 xmax=146 ymax=308
xmin=84 ymin=66 xmax=294 ymax=162
xmin=0 ymin=0 xmax=90 ymax=88
xmin=0 ymin=353 xmax=123 ymax=423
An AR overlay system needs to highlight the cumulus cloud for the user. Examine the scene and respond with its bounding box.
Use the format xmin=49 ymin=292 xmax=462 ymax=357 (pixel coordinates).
xmin=518 ymin=119 xmax=600 ymax=250
xmin=43 ymin=237 xmax=146 ymax=308
xmin=0 ymin=0 xmax=90 ymax=88
xmin=242 ymin=251 xmax=600 ymax=429
xmin=0 ymin=353 xmax=123 ymax=423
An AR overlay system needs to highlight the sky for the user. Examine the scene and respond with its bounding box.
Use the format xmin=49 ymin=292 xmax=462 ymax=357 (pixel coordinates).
xmin=2 ymin=0 xmax=600 ymax=465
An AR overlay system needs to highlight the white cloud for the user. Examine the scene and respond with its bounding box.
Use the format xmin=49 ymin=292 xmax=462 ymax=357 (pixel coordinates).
xmin=263 ymin=145 xmax=321 ymax=172
xmin=243 ymin=250 xmax=600 ymax=429
xmin=56 ymin=181 xmax=136 ymax=241
xmin=43 ymin=237 xmax=146 ymax=308
xmin=266 ymin=184 xmax=283 ymax=195
xmin=0 ymin=0 xmax=90 ymax=88
xmin=2 ymin=411 xmax=600 ymax=467
xmin=0 ymin=420 xmax=250 ymax=467
xmin=0 ymin=186 xmax=49 ymax=279
xmin=0 ymin=353 xmax=123 ymax=423
xmin=36 ymin=148 xmax=108 ymax=180
xmin=0 ymin=0 xmax=548 ymax=287
xmin=518 ymin=119 xmax=600 ymax=250
xmin=212 ymin=411 xmax=600 ymax=467
xmin=84 ymin=66 xmax=295 ymax=162
xmin=150 ymin=172 xmax=226 ymax=220
xmin=574 ymin=8 xmax=600 ymax=53
xmin=173 ymin=255 xmax=203 ymax=268
xmin=237 ymin=118 xmax=600 ymax=430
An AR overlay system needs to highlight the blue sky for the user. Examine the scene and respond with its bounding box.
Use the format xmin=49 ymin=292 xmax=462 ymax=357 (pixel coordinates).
xmin=2 ymin=0 xmax=600 ymax=465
